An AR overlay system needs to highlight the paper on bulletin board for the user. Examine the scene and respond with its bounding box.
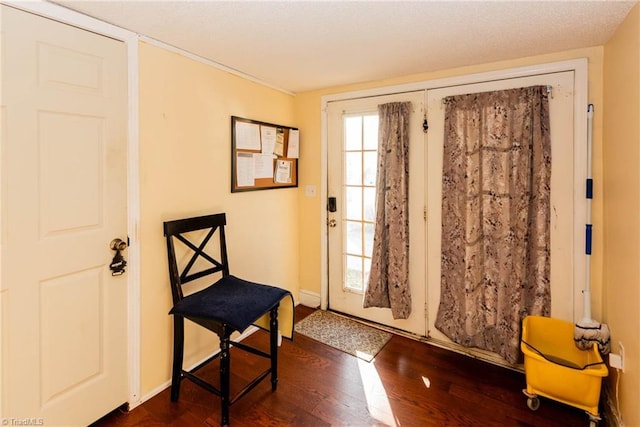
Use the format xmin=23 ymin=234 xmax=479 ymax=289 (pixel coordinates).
xmin=274 ymin=160 xmax=292 ymax=183
xmin=274 ymin=128 xmax=285 ymax=157
xmin=254 ymin=153 xmax=275 ymax=179
xmin=235 ymin=121 xmax=261 ymax=150
xmin=287 ymin=130 xmax=299 ymax=158
xmin=236 ymin=152 xmax=255 ymax=186
xmin=260 ymin=126 xmax=277 ymax=155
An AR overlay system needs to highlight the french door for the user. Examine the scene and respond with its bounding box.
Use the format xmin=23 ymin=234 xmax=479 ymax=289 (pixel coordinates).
xmin=326 ymin=69 xmax=581 ymax=351
xmin=327 ymin=92 xmax=427 ymax=336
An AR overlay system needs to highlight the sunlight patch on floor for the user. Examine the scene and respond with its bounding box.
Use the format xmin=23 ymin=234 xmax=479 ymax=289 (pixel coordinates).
xmin=357 ymin=358 xmax=397 ymax=426
xmin=422 ymin=376 xmax=431 ymax=388
xmin=355 ymin=350 xmax=374 ymax=360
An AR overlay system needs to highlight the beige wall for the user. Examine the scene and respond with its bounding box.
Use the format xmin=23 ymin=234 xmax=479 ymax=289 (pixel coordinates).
xmin=603 ymin=3 xmax=640 ymax=425
xmin=295 ymin=46 xmax=606 ymax=320
xmin=138 ymin=42 xmax=299 ymax=396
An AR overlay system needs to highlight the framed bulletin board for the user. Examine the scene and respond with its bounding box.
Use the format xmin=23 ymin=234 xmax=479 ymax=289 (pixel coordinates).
xmin=231 ymin=116 xmax=299 ymax=192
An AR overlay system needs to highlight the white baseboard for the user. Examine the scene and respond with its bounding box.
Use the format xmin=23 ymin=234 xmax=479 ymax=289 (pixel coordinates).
xmin=130 ymin=326 xmax=259 ymax=410
xmin=298 ymin=290 xmax=321 ymax=308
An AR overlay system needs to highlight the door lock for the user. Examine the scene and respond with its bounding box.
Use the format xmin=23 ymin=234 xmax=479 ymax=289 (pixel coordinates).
xmin=327 ymin=197 xmax=337 ymax=212
xmin=328 ymin=219 xmax=337 ymax=228
xmin=109 ymin=238 xmax=127 ymax=276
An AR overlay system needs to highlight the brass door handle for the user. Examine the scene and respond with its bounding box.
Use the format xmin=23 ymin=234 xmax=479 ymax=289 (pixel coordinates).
xmin=110 ymin=238 xmax=127 ymax=251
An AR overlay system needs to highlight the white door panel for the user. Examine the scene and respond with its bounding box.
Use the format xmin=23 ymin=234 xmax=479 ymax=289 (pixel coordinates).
xmin=426 ymin=71 xmax=580 ymax=345
xmin=327 ymin=92 xmax=426 ymax=336
xmin=1 ymin=5 xmax=128 ymax=425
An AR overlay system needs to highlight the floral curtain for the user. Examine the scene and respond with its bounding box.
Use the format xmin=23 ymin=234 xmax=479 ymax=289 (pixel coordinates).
xmin=363 ymin=102 xmax=412 ymax=319
xmin=434 ymin=86 xmax=551 ymax=363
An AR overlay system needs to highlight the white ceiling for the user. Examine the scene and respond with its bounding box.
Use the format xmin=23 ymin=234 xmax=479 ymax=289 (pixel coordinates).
xmin=52 ymin=0 xmax=637 ymax=93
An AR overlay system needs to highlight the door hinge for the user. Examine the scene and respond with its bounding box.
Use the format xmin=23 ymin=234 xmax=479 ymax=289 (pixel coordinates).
xmin=424 ymin=302 xmax=428 ymax=319
xmin=423 ymin=207 xmax=427 ymax=221
xmin=422 ymin=117 xmax=429 ymax=133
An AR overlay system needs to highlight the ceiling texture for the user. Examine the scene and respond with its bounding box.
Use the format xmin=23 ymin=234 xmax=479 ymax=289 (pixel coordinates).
xmin=52 ymin=0 xmax=637 ymax=93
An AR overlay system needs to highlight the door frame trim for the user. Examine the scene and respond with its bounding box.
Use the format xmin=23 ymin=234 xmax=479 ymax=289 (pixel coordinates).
xmin=320 ymin=58 xmax=588 ymax=316
xmin=2 ymin=0 xmax=142 ymax=408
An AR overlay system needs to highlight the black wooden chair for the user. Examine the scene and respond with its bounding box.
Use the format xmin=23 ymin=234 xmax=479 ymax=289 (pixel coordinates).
xmin=163 ymin=213 xmax=293 ymax=426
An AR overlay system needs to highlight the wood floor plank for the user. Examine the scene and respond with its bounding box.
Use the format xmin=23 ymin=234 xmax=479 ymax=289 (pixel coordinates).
xmin=92 ymin=305 xmax=596 ymax=426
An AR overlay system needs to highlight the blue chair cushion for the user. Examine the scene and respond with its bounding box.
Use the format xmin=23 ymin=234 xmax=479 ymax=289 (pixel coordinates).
xmin=169 ymin=275 xmax=292 ymax=333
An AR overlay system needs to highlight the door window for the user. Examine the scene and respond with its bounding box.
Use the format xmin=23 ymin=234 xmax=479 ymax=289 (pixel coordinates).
xmin=343 ymin=114 xmax=378 ymax=292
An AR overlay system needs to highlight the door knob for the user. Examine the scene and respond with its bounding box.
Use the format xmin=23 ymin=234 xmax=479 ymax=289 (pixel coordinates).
xmin=110 ymin=238 xmax=127 ymax=251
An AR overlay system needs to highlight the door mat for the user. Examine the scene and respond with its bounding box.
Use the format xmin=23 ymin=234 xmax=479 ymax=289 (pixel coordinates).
xmin=294 ymin=310 xmax=392 ymax=362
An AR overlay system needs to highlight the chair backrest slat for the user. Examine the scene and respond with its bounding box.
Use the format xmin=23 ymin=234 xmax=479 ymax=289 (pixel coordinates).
xmin=181 ymin=267 xmax=223 ymax=284
xmin=164 ymin=213 xmax=227 ymax=236
xmin=164 ymin=213 xmax=231 ymax=304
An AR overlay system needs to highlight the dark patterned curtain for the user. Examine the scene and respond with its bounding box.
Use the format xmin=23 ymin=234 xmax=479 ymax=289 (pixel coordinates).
xmin=435 ymin=86 xmax=551 ymax=363
xmin=363 ymin=102 xmax=412 ymax=319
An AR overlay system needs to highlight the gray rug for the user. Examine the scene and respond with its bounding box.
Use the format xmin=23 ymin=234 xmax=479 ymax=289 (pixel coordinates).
xmin=294 ymin=310 xmax=392 ymax=362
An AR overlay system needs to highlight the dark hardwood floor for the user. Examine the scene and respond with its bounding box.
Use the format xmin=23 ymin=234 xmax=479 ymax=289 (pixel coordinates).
xmin=92 ymin=305 xmax=596 ymax=426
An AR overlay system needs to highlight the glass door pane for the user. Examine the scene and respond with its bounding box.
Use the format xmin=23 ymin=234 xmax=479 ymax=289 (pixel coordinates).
xmin=343 ymin=113 xmax=378 ymax=292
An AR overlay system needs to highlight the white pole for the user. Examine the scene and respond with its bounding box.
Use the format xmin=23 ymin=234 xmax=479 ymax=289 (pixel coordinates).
xmin=581 ymin=104 xmax=594 ymax=323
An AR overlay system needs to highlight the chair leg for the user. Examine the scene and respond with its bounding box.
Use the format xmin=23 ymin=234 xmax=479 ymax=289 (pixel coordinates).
xmin=170 ymin=316 xmax=185 ymax=402
xmin=270 ymin=306 xmax=279 ymax=391
xmin=219 ymin=331 xmax=231 ymax=427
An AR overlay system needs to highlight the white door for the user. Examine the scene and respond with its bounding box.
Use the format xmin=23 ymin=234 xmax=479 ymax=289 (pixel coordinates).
xmin=327 ymin=92 xmax=427 ymax=336
xmin=425 ymin=71 xmax=581 ymax=348
xmin=1 ymin=5 xmax=129 ymax=425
